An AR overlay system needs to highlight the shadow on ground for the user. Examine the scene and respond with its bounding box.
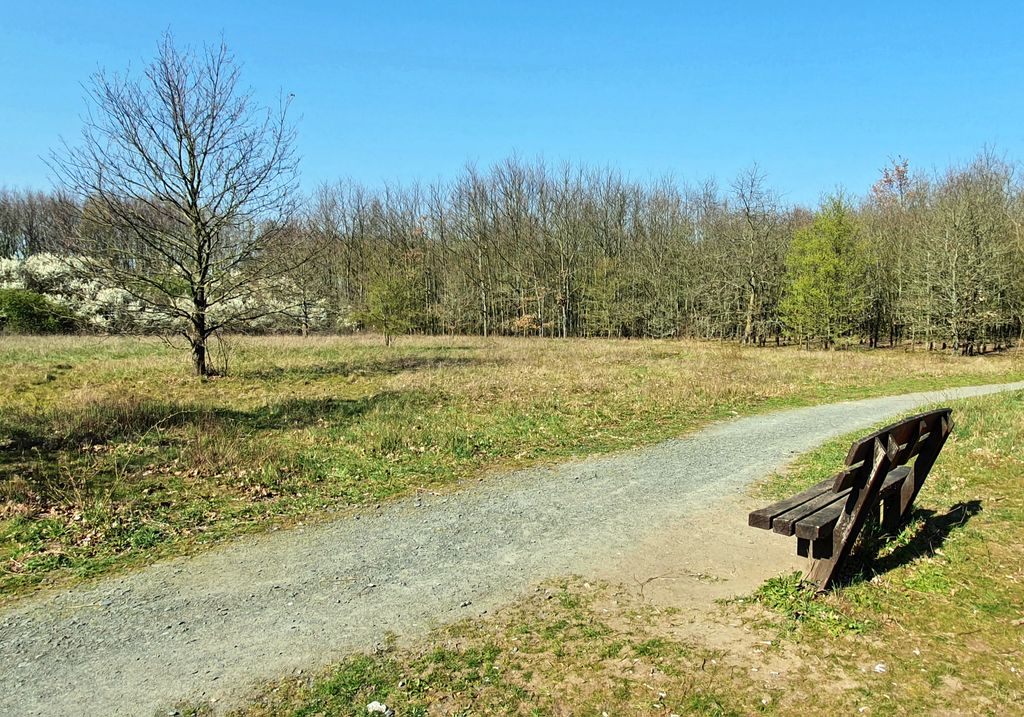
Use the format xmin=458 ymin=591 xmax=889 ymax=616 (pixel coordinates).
xmin=237 ymin=355 xmax=488 ymax=382
xmin=0 ymin=389 xmax=435 ymax=492
xmin=842 ymin=500 xmax=983 ymax=586
xmin=0 ymin=390 xmax=436 ymax=451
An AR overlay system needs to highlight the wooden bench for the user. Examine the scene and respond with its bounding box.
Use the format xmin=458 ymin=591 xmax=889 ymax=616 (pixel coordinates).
xmin=749 ymin=408 xmax=954 ymax=591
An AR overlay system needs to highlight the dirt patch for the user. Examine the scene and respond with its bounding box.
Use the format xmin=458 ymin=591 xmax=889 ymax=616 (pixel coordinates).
xmin=597 ymin=493 xmax=808 ymax=688
xmin=605 ymin=493 xmax=800 ymax=610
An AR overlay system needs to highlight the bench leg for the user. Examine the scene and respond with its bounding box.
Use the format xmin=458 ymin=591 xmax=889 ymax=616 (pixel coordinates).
xmin=881 ymin=491 xmax=902 ymax=532
xmin=867 ymin=502 xmax=882 ymax=530
xmin=810 ymin=537 xmax=833 ymax=559
xmin=799 ymin=537 xmax=833 ymax=562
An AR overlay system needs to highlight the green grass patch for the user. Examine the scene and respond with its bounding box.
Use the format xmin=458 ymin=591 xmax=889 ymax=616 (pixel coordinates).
xmin=218 ymin=579 xmax=750 ymax=717
xmin=743 ymin=572 xmax=868 ymax=636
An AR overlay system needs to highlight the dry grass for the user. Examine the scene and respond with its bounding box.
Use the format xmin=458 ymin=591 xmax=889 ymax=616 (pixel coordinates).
xmin=1 ymin=334 xmax=1022 ymax=599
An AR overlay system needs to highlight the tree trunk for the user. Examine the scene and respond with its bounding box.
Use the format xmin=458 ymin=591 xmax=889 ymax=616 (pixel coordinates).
xmin=192 ymin=333 xmax=208 ymax=376
xmin=191 ymin=300 xmax=209 ymax=376
xmin=742 ymin=276 xmax=756 ymax=345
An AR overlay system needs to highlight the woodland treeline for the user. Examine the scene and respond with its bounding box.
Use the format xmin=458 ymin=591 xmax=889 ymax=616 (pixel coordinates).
xmin=2 ymin=153 xmax=1023 ymax=353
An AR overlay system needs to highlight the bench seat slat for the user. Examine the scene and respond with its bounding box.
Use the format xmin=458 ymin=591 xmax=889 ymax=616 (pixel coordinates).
xmin=772 ymin=489 xmax=850 ymax=536
xmin=747 ymin=477 xmax=834 ymax=529
xmin=794 ymin=466 xmax=911 ymax=540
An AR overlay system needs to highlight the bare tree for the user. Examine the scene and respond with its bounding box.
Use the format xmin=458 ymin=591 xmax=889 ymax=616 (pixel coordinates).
xmin=50 ymin=33 xmax=300 ymax=375
xmin=730 ymin=166 xmax=786 ymax=345
xmin=0 ymin=188 xmax=80 ymax=258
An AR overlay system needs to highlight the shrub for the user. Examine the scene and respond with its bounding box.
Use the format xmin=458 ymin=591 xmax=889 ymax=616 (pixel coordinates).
xmin=0 ymin=288 xmax=78 ymax=334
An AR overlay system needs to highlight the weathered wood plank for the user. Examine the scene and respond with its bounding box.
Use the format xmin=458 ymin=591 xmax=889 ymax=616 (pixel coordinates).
xmin=830 ymin=461 xmax=864 ymax=492
xmin=834 ymin=409 xmax=948 ymax=490
xmin=772 ymin=489 xmax=849 ymax=536
xmin=808 ymin=437 xmax=892 ymax=588
xmin=898 ymin=414 xmax=953 ymax=519
xmin=796 ymin=466 xmax=910 ymax=540
xmin=747 ymin=477 xmax=833 ymax=529
xmin=809 ymin=413 xmax=949 ymax=591
xmin=903 ymin=429 xmax=933 ymax=462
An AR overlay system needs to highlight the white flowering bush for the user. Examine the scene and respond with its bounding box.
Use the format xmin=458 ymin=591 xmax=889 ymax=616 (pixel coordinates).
xmin=334 ymin=305 xmax=358 ymax=332
xmin=0 ymin=258 xmax=23 ymax=289
xmin=0 ymin=253 xmax=345 ymax=335
xmin=4 ymin=254 xmax=152 ymax=332
xmin=211 ymin=278 xmax=335 ymax=333
xmin=22 ymin=253 xmax=78 ymax=294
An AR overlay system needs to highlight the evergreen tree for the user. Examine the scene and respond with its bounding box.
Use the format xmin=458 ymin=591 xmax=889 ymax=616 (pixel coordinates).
xmin=780 ymin=196 xmax=867 ymax=348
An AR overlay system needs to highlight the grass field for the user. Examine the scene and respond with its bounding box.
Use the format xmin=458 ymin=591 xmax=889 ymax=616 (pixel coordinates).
xmin=204 ymin=389 xmax=1024 ymax=717
xmin=2 ymin=334 xmax=1022 ymax=599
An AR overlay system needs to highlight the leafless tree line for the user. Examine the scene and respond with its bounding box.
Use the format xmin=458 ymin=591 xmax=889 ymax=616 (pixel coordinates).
xmin=4 ymin=153 xmax=1023 ymax=352
xmin=0 ymin=188 xmax=79 ymax=258
xmin=4 ymin=34 xmax=1017 ymax=366
xmin=293 ymin=153 xmax=1024 ymax=352
xmin=295 ymin=161 xmax=800 ymax=343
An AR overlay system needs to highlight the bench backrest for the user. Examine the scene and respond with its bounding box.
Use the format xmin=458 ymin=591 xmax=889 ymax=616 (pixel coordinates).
xmin=806 ymin=407 xmax=954 ymax=588
xmin=832 ymin=408 xmax=952 ymax=494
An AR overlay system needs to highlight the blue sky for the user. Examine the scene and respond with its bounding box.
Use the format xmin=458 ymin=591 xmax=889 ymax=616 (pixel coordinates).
xmin=2 ymin=1 xmax=1023 ymax=206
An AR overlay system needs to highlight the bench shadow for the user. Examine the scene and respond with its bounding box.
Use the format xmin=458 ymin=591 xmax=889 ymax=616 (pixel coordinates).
xmin=840 ymin=500 xmax=983 ymax=587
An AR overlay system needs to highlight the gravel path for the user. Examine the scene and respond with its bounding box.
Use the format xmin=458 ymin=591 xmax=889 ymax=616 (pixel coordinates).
xmin=2 ymin=381 xmax=1022 ymax=716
